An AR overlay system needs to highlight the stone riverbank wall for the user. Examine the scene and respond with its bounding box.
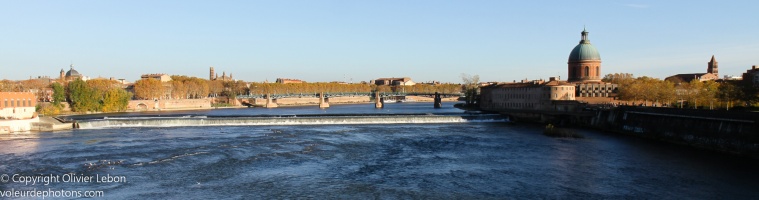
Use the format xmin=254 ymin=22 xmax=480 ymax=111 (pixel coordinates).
xmin=590 ymin=106 xmax=759 ymax=158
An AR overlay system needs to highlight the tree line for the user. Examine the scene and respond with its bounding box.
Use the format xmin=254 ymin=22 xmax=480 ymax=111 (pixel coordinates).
xmin=36 ymin=79 xmax=132 ymax=115
xmin=603 ymin=73 xmax=757 ymax=110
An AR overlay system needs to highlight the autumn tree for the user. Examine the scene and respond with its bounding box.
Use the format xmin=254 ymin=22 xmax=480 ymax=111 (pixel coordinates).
xmin=208 ymin=80 xmax=224 ymax=97
xmin=653 ymin=80 xmax=676 ymax=106
xmin=683 ymin=79 xmax=704 ymax=109
xmin=602 ymin=73 xmax=635 ymax=85
xmin=718 ymin=81 xmax=744 ymax=110
xmin=133 ymin=79 xmax=164 ymax=100
xmin=171 ymin=76 xmax=210 ymax=99
xmin=19 ymin=79 xmax=49 ymax=100
xmin=374 ymin=85 xmax=393 ymax=93
xmin=66 ymin=79 xmax=99 ymax=112
xmin=222 ymin=80 xmax=250 ymax=98
xmin=249 ymin=82 xmax=372 ymax=96
xmin=700 ymin=81 xmax=720 ymax=109
xmin=0 ymin=80 xmax=21 ymax=92
xmin=101 ymin=88 xmax=132 ymax=112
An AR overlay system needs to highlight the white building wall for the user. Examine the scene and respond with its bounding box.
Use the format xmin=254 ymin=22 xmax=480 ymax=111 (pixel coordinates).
xmin=0 ymin=117 xmax=40 ymax=133
xmin=0 ymin=107 xmax=36 ymax=119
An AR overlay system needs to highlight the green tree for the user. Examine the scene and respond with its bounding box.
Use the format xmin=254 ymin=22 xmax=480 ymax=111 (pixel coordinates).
xmin=66 ymin=79 xmax=99 ymax=112
xmin=51 ymin=82 xmax=66 ymax=106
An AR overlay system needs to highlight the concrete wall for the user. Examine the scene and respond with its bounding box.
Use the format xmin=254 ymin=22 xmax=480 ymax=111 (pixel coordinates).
xmin=127 ymin=99 xmax=211 ymax=111
xmin=0 ymin=117 xmax=40 ymax=133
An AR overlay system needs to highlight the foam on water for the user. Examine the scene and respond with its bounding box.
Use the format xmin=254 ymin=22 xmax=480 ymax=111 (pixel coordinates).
xmin=78 ymin=115 xmax=507 ymax=129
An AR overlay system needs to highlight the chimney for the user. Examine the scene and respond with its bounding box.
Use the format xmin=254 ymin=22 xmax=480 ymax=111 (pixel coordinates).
xmin=753 ymin=65 xmax=757 ymax=70
xmin=549 ymin=77 xmax=557 ymax=81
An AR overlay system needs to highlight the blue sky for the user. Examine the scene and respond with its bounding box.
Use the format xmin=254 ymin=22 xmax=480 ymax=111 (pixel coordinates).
xmin=1 ymin=0 xmax=758 ymax=83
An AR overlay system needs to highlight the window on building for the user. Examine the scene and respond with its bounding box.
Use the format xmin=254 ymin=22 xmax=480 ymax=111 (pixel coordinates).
xmin=22 ymin=99 xmax=26 ymax=107
xmin=596 ymin=66 xmax=600 ymax=76
xmin=28 ymin=100 xmax=32 ymax=106
xmin=585 ymin=66 xmax=589 ymax=76
xmin=3 ymin=99 xmax=6 ymax=107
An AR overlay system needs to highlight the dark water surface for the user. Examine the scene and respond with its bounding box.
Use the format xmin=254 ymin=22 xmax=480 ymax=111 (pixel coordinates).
xmin=1 ymin=103 xmax=758 ymax=199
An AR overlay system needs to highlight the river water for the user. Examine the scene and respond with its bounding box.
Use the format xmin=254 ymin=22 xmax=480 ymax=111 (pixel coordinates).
xmin=1 ymin=102 xmax=758 ymax=199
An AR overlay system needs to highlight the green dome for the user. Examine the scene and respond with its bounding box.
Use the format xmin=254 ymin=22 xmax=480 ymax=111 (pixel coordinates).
xmin=568 ymin=30 xmax=601 ymax=62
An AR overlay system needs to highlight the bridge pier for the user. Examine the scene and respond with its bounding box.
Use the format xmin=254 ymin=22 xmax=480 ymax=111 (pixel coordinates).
xmin=434 ymin=92 xmax=442 ymax=108
xmin=319 ymin=92 xmax=330 ymax=108
xmin=375 ymin=92 xmax=384 ymax=108
xmin=265 ymin=94 xmax=278 ymax=108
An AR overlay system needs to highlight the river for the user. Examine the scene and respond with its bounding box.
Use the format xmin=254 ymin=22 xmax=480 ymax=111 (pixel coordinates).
xmin=1 ymin=102 xmax=758 ymax=199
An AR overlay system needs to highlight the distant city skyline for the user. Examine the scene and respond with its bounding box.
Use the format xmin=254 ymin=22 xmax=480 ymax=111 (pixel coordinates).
xmin=1 ymin=0 xmax=758 ymax=83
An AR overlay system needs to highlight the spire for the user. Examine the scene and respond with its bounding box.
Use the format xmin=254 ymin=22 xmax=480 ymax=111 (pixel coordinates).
xmin=710 ymin=55 xmax=716 ymax=62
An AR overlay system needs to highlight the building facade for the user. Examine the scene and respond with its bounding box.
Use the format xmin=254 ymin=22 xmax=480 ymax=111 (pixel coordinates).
xmin=141 ymin=74 xmax=173 ymax=82
xmin=209 ymin=67 xmax=233 ymax=81
xmin=479 ymin=78 xmax=576 ymax=111
xmin=665 ymin=56 xmax=721 ymax=83
xmin=576 ymin=82 xmax=618 ymax=97
xmin=0 ymin=92 xmax=37 ymax=120
xmin=276 ymin=78 xmax=305 ymax=84
xmin=742 ymin=65 xmax=759 ymax=87
xmin=373 ymin=77 xmax=415 ymax=86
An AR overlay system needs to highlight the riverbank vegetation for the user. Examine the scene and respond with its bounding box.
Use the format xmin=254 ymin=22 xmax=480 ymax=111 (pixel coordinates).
xmin=544 ymin=124 xmax=584 ymax=138
xmin=604 ymin=73 xmax=758 ymax=110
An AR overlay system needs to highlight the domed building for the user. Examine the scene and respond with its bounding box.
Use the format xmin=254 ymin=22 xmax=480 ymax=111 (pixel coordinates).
xmin=566 ymin=28 xmax=617 ymax=98
xmin=568 ymin=28 xmax=602 ymax=82
xmin=59 ymin=64 xmax=85 ymax=82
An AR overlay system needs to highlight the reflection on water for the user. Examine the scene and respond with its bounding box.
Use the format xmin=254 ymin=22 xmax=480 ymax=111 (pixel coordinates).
xmin=1 ymin=103 xmax=758 ymax=198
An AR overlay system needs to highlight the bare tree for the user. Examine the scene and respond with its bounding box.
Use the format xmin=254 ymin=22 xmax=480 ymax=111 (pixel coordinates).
xmin=460 ymin=73 xmax=480 ymax=105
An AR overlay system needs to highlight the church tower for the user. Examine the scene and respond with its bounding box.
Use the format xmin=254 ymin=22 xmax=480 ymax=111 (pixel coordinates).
xmin=209 ymin=67 xmax=215 ymax=80
xmin=567 ymin=28 xmax=602 ymax=82
xmin=708 ymin=55 xmax=718 ymax=77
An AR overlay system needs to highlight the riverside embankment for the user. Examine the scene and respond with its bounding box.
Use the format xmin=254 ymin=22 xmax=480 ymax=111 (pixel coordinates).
xmin=589 ymin=106 xmax=759 ymax=158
